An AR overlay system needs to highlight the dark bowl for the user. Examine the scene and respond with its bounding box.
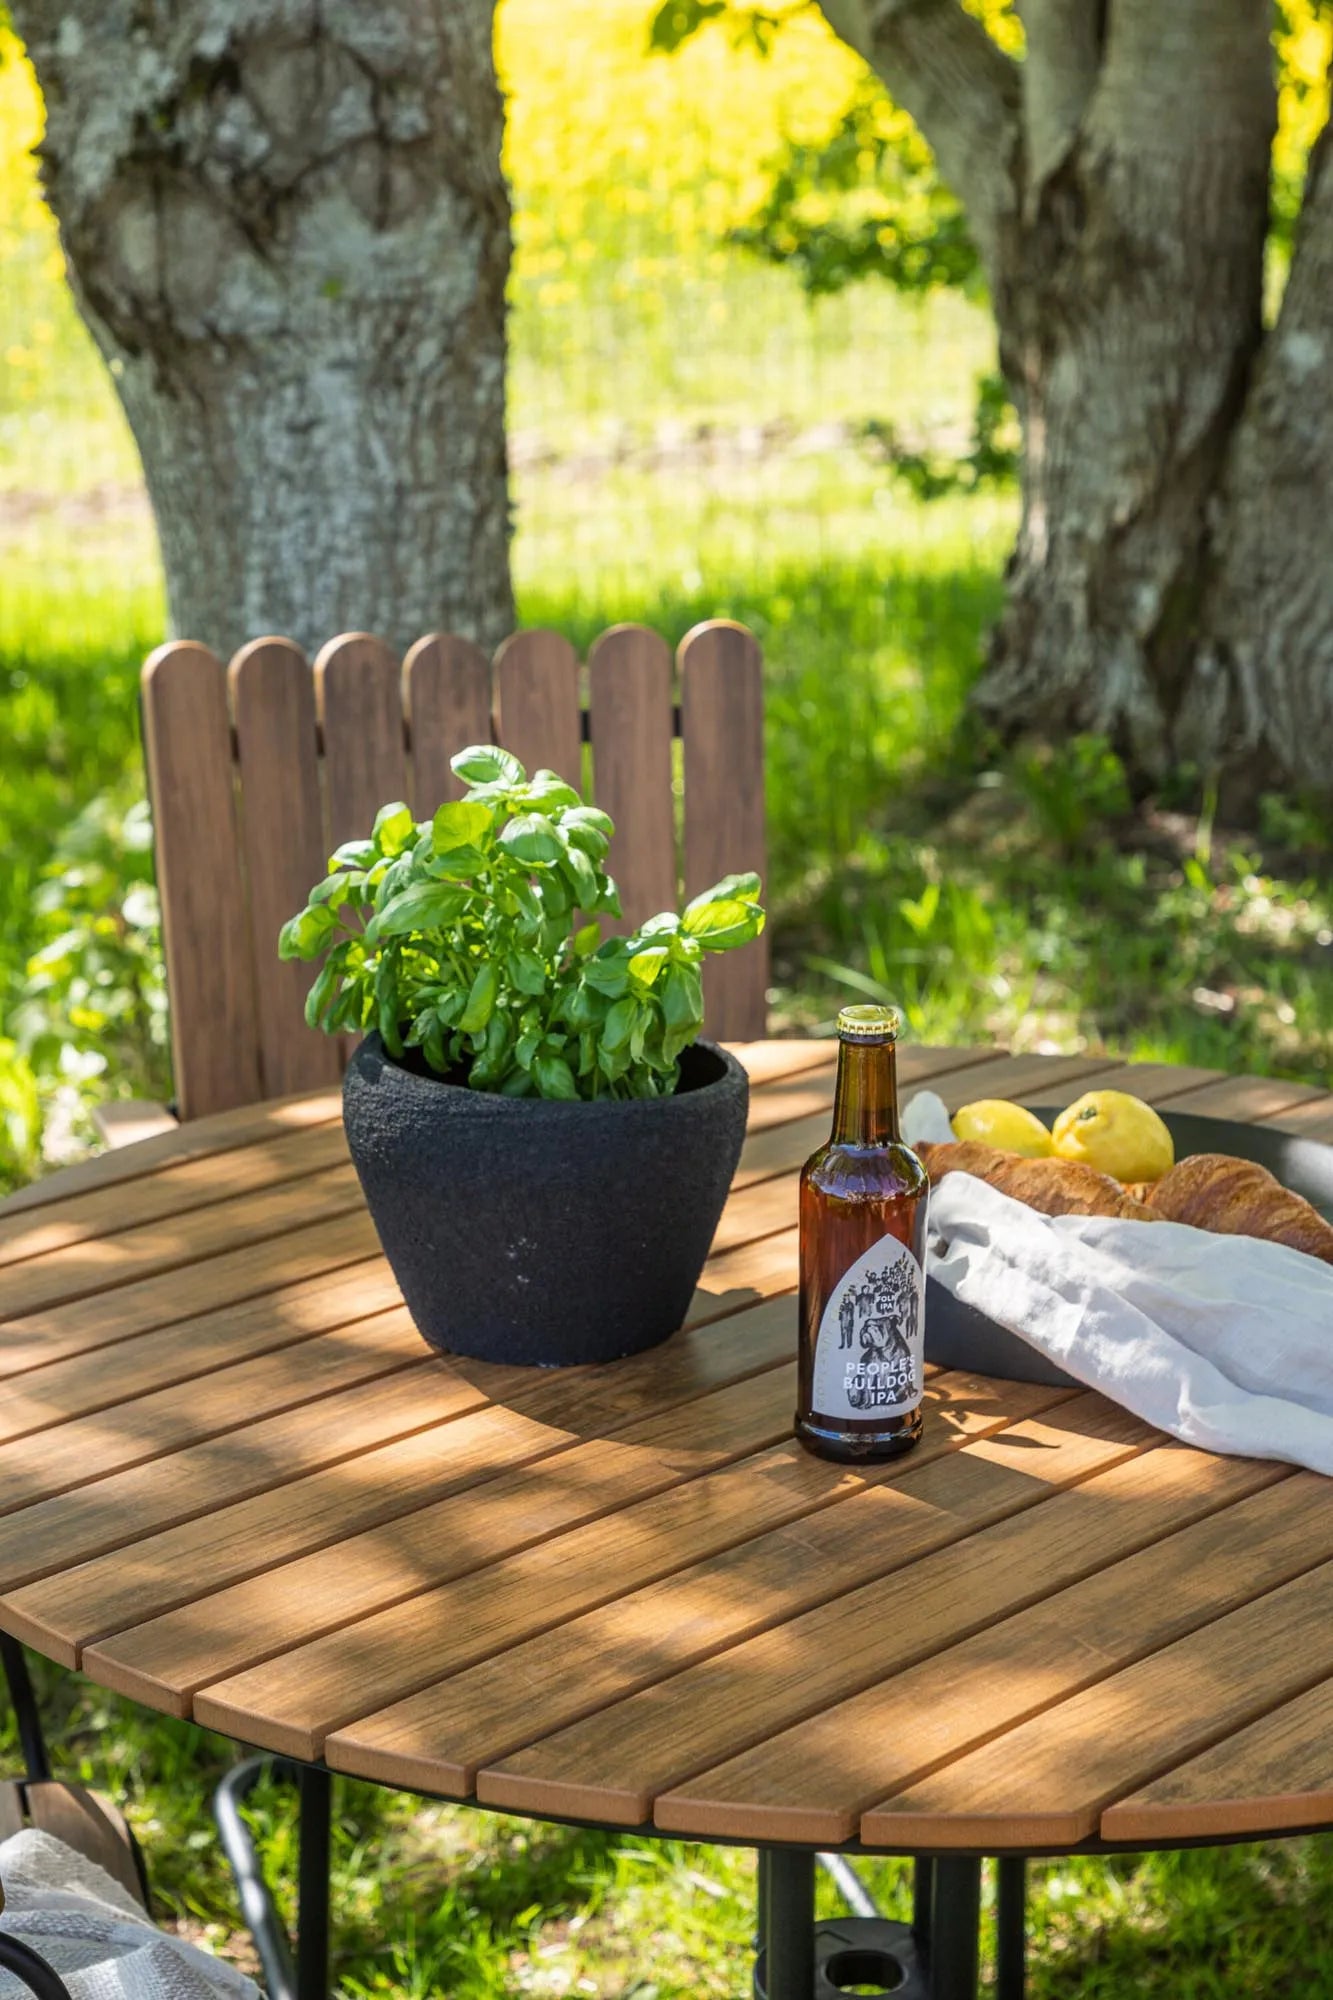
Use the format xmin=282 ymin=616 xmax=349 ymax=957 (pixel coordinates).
xmin=924 ymin=1109 xmax=1333 ymax=1387
xmin=343 ymin=1033 xmax=750 ymax=1367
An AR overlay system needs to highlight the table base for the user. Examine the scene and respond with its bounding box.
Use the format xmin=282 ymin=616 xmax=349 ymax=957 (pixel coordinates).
xmin=757 ymin=1848 xmax=1000 ymax=2000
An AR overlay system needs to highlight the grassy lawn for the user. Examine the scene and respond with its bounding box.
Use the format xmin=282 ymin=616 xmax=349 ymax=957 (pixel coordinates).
xmin=3 ymin=0 xmax=1333 ymax=1992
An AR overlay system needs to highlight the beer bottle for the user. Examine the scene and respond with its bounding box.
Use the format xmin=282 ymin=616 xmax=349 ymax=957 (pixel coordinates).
xmin=797 ymin=1004 xmax=928 ymax=1461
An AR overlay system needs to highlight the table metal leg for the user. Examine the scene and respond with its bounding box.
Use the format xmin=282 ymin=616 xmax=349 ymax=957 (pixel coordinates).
xmin=762 ymin=1849 xmax=816 ymax=2000
xmin=912 ymin=1855 xmax=934 ymax=1956
xmin=1 ymin=1633 xmax=52 ymax=1784
xmin=755 ymin=1845 xmax=768 ymax=1957
xmin=927 ymin=1856 xmax=981 ymax=2000
xmin=296 ymin=1765 xmax=331 ymax=2000
xmin=995 ymin=1857 xmax=1026 ymax=2000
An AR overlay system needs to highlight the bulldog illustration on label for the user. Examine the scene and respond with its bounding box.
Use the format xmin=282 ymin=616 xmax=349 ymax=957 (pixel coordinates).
xmin=810 ymin=1234 xmax=924 ymax=1423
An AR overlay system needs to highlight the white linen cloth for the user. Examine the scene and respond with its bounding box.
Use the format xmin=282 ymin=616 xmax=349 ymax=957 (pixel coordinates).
xmin=902 ymin=1090 xmax=1333 ymax=1474
xmin=0 ymin=1831 xmax=261 ymax=2000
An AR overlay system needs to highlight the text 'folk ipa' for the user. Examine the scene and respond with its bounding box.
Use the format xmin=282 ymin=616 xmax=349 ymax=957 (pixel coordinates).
xmin=797 ymin=1005 xmax=928 ymax=1461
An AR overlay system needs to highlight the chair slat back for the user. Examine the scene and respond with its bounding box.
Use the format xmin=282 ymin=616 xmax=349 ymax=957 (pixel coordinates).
xmin=141 ymin=620 xmax=768 ymax=1121
xmin=402 ymin=634 xmax=491 ymax=811
xmin=141 ymin=642 xmax=264 ymax=1120
xmin=494 ymin=628 xmax=583 ymax=788
xmin=680 ymin=621 xmax=768 ymax=1041
xmin=229 ymin=639 xmax=344 ymax=1103
xmin=587 ymin=625 xmax=677 ymax=933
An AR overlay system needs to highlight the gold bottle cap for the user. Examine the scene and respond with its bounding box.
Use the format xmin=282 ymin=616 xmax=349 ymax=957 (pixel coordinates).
xmin=836 ymin=1004 xmax=901 ymax=1044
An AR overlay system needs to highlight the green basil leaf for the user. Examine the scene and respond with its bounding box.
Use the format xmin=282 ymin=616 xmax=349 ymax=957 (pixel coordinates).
xmin=378 ymin=853 xmax=418 ymax=904
xmin=597 ymin=1042 xmax=631 ymax=1081
xmin=561 ymin=805 xmax=614 ymax=858
xmin=458 ymin=959 xmax=498 ymax=1033
xmin=663 ymin=961 xmax=703 ymax=1028
xmin=278 ymin=904 xmax=337 ymax=961
xmin=504 ymin=947 xmax=546 ymax=995
xmin=499 ymin=813 xmax=564 ymax=865
xmin=500 ymin=1068 xmax=536 ymax=1097
xmin=637 ymin=910 xmax=681 ymax=937
xmin=534 ymin=1052 xmax=579 ymax=1100
xmin=370 ymin=882 xmax=468 ymax=940
xmin=598 ymin=875 xmax=623 ymax=919
xmin=582 ymin=952 xmax=630 ymax=997
xmin=680 ymin=895 xmax=765 ymax=950
xmin=573 ymin=921 xmax=601 ymax=958
xmin=627 ymin=944 xmax=669 ymax=987
xmin=309 ymin=870 xmax=364 ymax=907
xmin=560 ymin=844 xmax=599 ymax=906
xmin=686 ymin=870 xmax=762 ymax=908
xmin=429 ymin=845 xmax=487 ymax=880
xmin=451 ymin=744 xmax=524 ymax=786
xmin=511 ymin=878 xmax=542 ymax=922
xmin=602 ymin=994 xmax=638 ymax=1052
xmin=303 ymin=958 xmax=339 ymax=1029
xmin=432 ymin=800 xmax=494 ymax=855
xmin=328 ymin=839 xmax=376 ymax=869
xmin=524 ymin=770 xmax=583 ymax=811
xmin=662 ymin=1020 xmax=695 ymax=1065
xmin=372 ymin=802 xmax=415 ymax=857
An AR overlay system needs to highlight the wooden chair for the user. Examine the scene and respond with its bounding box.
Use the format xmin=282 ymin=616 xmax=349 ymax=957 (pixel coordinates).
xmin=114 ymin=621 xmax=767 ymax=1134
xmin=1 ymin=1635 xmax=149 ymax=1916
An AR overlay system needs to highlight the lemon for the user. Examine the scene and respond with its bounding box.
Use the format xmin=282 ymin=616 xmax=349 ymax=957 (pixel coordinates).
xmin=951 ymin=1099 xmax=1055 ymax=1157
xmin=1052 ymin=1091 xmax=1175 ymax=1183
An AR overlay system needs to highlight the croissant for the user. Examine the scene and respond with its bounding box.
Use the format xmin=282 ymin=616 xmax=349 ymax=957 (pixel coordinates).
xmin=1146 ymin=1154 xmax=1333 ymax=1265
xmin=917 ymin=1141 xmax=1160 ymax=1222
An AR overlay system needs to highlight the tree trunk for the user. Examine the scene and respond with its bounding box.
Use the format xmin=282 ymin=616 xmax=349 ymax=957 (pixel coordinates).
xmin=1188 ymin=121 xmax=1333 ymax=796
xmin=11 ymin=0 xmax=514 ymax=661
xmin=826 ymin=0 xmax=1333 ymax=795
xmin=976 ymin=0 xmax=1276 ymax=775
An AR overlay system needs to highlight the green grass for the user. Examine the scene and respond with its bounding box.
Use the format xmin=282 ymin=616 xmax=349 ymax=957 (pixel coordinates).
xmin=4 ymin=0 xmax=1333 ymax=1989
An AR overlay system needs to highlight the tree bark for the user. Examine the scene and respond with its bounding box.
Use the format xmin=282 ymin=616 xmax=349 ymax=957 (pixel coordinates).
xmin=1188 ymin=120 xmax=1333 ymax=795
xmin=825 ymin=0 xmax=1333 ymax=794
xmin=11 ymin=0 xmax=514 ymax=661
xmin=978 ymin=0 xmax=1276 ymax=774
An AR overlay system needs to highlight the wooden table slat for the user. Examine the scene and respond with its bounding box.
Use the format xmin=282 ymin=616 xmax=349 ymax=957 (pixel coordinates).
xmin=187 ymin=1368 xmax=806 ymax=1754
xmin=324 ymin=1386 xmax=1123 ymax=1798
xmin=659 ymin=1464 xmax=1332 ymax=1846
xmin=860 ymin=1542 xmax=1333 ymax=1852
xmin=0 ymin=1308 xmax=424 ymax=1512
xmin=1100 ymin=1675 xmax=1333 ymax=1843
xmin=477 ymin=1444 xmax=1285 ymax=1833
xmin=0 ymin=1091 xmax=343 ymax=1219
xmin=0 ymin=1213 xmax=386 ymax=1378
xmin=99 ymin=1371 xmax=1074 ymax=1748
xmin=0 ymin=1123 xmax=350 ymax=1272
xmin=73 ymin=1296 xmax=801 ymax=1690
xmin=0 ymin=1260 xmax=403 ymax=1449
xmin=10 ymin=1288 xmax=804 ymax=1664
xmin=0 ymin=1041 xmax=1329 ymax=1853
xmin=0 ymin=1164 xmax=364 ymax=1324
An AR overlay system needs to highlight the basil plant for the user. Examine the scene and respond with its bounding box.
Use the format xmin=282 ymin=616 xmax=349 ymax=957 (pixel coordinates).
xmin=279 ymin=745 xmax=765 ymax=1101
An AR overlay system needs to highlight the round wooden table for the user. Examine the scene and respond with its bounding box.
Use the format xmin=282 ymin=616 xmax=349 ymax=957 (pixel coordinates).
xmin=2 ymin=1040 xmax=1332 ymax=2000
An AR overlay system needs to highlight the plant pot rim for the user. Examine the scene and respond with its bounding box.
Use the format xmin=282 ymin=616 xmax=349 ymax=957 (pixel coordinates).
xmin=352 ymin=1031 xmax=747 ymax=1120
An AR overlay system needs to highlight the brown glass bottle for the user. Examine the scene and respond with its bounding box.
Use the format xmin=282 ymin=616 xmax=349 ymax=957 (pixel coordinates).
xmin=797 ymin=1004 xmax=928 ymax=1462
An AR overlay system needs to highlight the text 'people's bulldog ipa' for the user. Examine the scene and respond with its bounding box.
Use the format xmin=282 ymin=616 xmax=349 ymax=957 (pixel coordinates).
xmin=797 ymin=1005 xmax=928 ymax=1461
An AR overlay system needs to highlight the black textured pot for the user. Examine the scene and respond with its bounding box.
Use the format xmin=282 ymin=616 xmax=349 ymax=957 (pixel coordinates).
xmin=342 ymin=1033 xmax=750 ymax=1366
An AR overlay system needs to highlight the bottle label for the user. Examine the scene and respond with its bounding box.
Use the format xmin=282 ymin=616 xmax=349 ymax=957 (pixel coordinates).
xmin=812 ymin=1234 xmax=925 ymax=1422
